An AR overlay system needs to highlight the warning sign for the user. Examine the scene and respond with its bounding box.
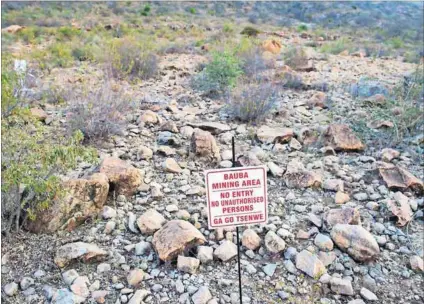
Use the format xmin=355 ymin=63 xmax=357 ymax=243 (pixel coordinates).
xmin=205 ymin=166 xmax=268 ymax=229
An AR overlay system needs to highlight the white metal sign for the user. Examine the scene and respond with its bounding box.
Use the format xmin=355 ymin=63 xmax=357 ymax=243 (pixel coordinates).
xmin=205 ymin=166 xmax=268 ymax=229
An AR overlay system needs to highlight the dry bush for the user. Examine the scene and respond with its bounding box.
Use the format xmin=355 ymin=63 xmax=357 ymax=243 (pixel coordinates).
xmin=283 ymin=46 xmax=308 ymax=69
xmin=65 ymin=82 xmax=135 ymax=142
xmin=224 ymin=80 xmax=280 ymax=122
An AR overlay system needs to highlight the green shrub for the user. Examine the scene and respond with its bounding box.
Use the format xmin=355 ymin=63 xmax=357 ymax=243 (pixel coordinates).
xmin=57 ymin=26 xmax=82 ymax=41
xmin=297 ymin=24 xmax=308 ymax=32
xmin=1 ymin=65 xmax=96 ymax=234
xmin=141 ymin=4 xmax=151 ymax=16
xmin=240 ymin=26 xmax=260 ymax=37
xmin=320 ymin=37 xmax=352 ymax=54
xmin=48 ymin=42 xmax=74 ymax=68
xmin=107 ymin=37 xmax=158 ymax=80
xmin=189 ymin=7 xmax=196 ymax=14
xmin=191 ymin=50 xmax=243 ymax=96
xmin=387 ymin=37 xmax=404 ymax=49
xmin=223 ymin=22 xmax=235 ymax=34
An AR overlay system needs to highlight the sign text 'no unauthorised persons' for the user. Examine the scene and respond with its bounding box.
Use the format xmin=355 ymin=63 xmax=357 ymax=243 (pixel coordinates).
xmin=205 ymin=166 xmax=268 ymax=229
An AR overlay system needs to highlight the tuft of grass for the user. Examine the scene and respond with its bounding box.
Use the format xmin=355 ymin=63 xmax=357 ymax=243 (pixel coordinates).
xmin=283 ymin=46 xmax=308 ymax=69
xmin=319 ymin=37 xmax=352 ymax=54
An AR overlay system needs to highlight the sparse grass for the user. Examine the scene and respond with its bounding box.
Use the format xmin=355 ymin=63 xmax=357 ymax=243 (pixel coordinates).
xmin=283 ymin=46 xmax=308 ymax=69
xmin=319 ymin=37 xmax=352 ymax=54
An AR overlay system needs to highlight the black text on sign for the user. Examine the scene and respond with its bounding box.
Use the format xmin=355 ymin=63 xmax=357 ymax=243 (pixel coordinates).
xmin=205 ymin=166 xmax=268 ymax=229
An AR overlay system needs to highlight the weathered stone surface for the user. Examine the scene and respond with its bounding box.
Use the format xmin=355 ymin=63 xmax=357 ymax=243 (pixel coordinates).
xmin=54 ymin=242 xmax=107 ymax=268
xmin=267 ymin=162 xmax=284 ymax=177
xmin=70 ymin=276 xmax=90 ymax=298
xmin=295 ymin=250 xmax=326 ymax=278
xmin=264 ymin=231 xmax=286 ymax=253
xmin=51 ymin=288 xmax=86 ymax=303
xmin=308 ymin=92 xmax=327 ymax=108
xmin=136 ymin=209 xmax=166 ymax=235
xmin=360 ymin=287 xmax=378 ymax=301
xmin=381 ymin=148 xmax=400 ymax=162
xmin=324 ymin=208 xmax=361 ymax=228
xmin=100 ymin=157 xmax=142 ymax=196
xmin=3 ymin=282 xmax=18 ymax=296
xmin=214 ymin=240 xmax=238 ymax=262
xmin=242 ymin=229 xmax=261 ymax=250
xmin=152 ymin=220 xmax=206 ymax=261
xmin=284 ymin=159 xmax=322 ymax=189
xmin=91 ymin=290 xmax=109 ymax=303
xmin=335 ymin=191 xmax=350 ymax=204
xmin=331 ymin=224 xmax=380 ymax=262
xmin=314 ymin=234 xmax=334 ymax=251
xmin=378 ymin=163 xmax=423 ymax=193
xmin=197 ymin=246 xmax=213 ymax=264
xmin=162 ymin=158 xmax=182 ymax=173
xmin=410 ymin=255 xmax=424 ymax=272
xmin=330 ymin=277 xmax=354 ymax=295
xmin=187 ymin=122 xmax=230 ymax=135
xmin=262 ymin=39 xmax=282 ymax=54
xmin=387 ymin=192 xmax=413 ymax=226
xmin=140 ymin=110 xmax=159 ymax=124
xmin=26 ymin=173 xmax=109 ymax=233
xmin=137 ymin=146 xmax=153 ymax=160
xmin=324 ymin=124 xmax=365 ymax=151
xmin=190 ymin=129 xmax=220 ymax=160
xmin=161 ymin=121 xmax=178 ymax=133
xmin=127 ymin=289 xmax=150 ymax=304
xmin=127 ymin=269 xmax=144 ymax=286
xmin=177 ymin=256 xmax=200 ymax=274
xmin=30 ymin=107 xmax=48 ymax=121
xmin=256 ymin=125 xmax=293 ymax=144
xmin=3 ymin=25 xmax=25 ymax=34
xmin=191 ymin=286 xmax=212 ymax=304
xmin=62 ymin=269 xmax=79 ymax=285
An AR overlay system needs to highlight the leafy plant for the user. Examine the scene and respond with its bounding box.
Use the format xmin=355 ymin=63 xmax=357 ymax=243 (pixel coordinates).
xmin=141 ymin=4 xmax=151 ymax=16
xmin=191 ymin=50 xmax=243 ymax=96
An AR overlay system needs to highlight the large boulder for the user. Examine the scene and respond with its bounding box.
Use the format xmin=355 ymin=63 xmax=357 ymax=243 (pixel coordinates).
xmin=99 ymin=157 xmax=143 ymax=196
xmin=54 ymin=242 xmax=107 ymax=268
xmin=324 ymin=208 xmax=361 ymax=228
xmin=256 ymin=125 xmax=293 ymax=144
xmin=331 ymin=224 xmax=380 ymax=262
xmin=152 ymin=220 xmax=206 ymax=261
xmin=324 ymin=124 xmax=365 ymax=152
xmin=190 ymin=129 xmax=221 ymax=161
xmin=25 ymin=173 xmax=109 ymax=233
xmin=377 ymin=162 xmax=423 ymax=193
xmin=283 ymin=159 xmax=322 ymax=189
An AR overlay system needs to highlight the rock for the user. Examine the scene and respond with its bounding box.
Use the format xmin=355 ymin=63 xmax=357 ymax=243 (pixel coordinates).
xmin=137 ymin=209 xmax=166 ymax=235
xmin=70 ymin=276 xmax=90 ymax=298
xmin=140 ymin=110 xmax=159 ymax=124
xmin=295 ymin=250 xmax=326 ymax=278
xmin=128 ymin=212 xmax=138 ymax=233
xmin=242 ymin=229 xmax=261 ymax=250
xmin=330 ymin=277 xmax=354 ymax=295
xmin=91 ymin=290 xmax=109 ymax=303
xmin=351 ymin=77 xmax=389 ymax=98
xmin=378 ymin=163 xmax=423 ymax=193
xmin=20 ymin=277 xmax=34 ymax=291
xmin=137 ymin=146 xmax=153 ymax=160
xmin=381 ymin=148 xmax=400 ymax=162
xmin=308 ymin=213 xmax=322 ymax=227
xmin=102 ymin=206 xmax=116 ymax=219
xmin=135 ymin=241 xmax=152 ymax=256
xmin=387 ymin=192 xmax=413 ymax=226
xmin=51 ymin=288 xmax=85 ymax=303
xmin=410 ymin=255 xmax=424 ymax=272
xmin=62 ymin=269 xmax=79 ymax=285
xmin=177 ymin=256 xmax=200 ymax=274
xmin=262 ymin=264 xmax=277 ymax=277
xmin=163 ymin=158 xmax=182 ymax=173
xmin=262 ymin=39 xmax=282 ymax=54
xmin=237 ymin=152 xmax=262 ymax=167
xmin=3 ymin=25 xmax=25 ymax=34
xmin=100 ymin=157 xmax=142 ymax=196
xmin=284 ymin=159 xmax=321 ymax=188
xmin=4 ymin=282 xmax=18 ymax=296
xmin=197 ymin=246 xmax=213 ymax=264
xmin=161 ymin=121 xmax=178 ymax=133
xmin=190 ymin=129 xmax=220 ymax=160
xmin=157 ymin=145 xmax=176 ymax=156
xmin=309 ymin=92 xmax=327 ymax=108
xmin=127 ymin=269 xmax=144 ymax=286
xmin=323 ymin=179 xmax=344 ymax=192
xmin=30 ymin=107 xmax=48 ymax=121
xmin=264 ymin=231 xmax=286 ymax=253
xmin=348 ymin=300 xmax=366 ymax=304
xmin=317 ymin=251 xmax=336 ymax=267
xmin=360 ymin=287 xmax=378 ymax=301
xmin=289 ymin=138 xmax=302 ymax=150
xmin=314 ymin=234 xmax=333 ymax=251
xmin=191 ymin=286 xmax=212 ymax=304
xmin=104 ymin=221 xmax=115 ymax=234
xmin=25 ymin=173 xmax=109 ymax=233
xmin=97 ymin=263 xmax=111 ymax=274
xmin=152 ymin=220 xmax=206 ymax=261
xmin=256 ymin=125 xmax=293 ymax=144
xmin=331 ymin=224 xmax=380 ymax=262
xmin=157 ymin=131 xmax=180 ymax=146
xmin=267 ymin=162 xmax=284 ymax=177
xmin=335 ymin=191 xmax=350 ymax=204
xmin=187 ymin=122 xmax=231 ymax=135
xmin=127 ymin=290 xmax=150 ymax=304
xmin=324 ymin=208 xmax=361 ymax=228
xmin=324 ymin=124 xmax=365 ymax=151
xmin=180 ymin=126 xmax=194 ymax=138
xmin=214 ymin=240 xmax=238 ymax=262
xmin=54 ymin=242 xmax=107 ymax=268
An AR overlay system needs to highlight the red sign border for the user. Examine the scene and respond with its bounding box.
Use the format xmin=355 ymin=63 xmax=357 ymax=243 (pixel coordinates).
xmin=205 ymin=166 xmax=268 ymax=229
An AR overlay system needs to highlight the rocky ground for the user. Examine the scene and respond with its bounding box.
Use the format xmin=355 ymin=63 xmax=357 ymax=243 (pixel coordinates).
xmin=2 ymin=24 xmax=424 ymax=304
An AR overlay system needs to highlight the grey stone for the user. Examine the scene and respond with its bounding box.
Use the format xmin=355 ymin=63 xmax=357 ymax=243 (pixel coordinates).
xmin=191 ymin=286 xmax=212 ymax=304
